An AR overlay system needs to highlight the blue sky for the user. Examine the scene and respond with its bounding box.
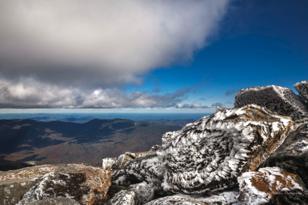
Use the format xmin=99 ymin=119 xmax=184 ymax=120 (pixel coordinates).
xmin=126 ymin=0 xmax=308 ymax=107
xmin=0 ymin=0 xmax=307 ymax=110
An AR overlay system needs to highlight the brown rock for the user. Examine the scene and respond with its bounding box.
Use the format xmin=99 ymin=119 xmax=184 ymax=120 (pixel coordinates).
xmin=238 ymin=167 xmax=306 ymax=205
xmin=295 ymin=81 xmax=308 ymax=105
xmin=262 ymin=121 xmax=308 ymax=187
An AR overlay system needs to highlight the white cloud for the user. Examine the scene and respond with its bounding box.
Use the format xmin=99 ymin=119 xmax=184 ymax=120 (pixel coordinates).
xmin=0 ymin=0 xmax=229 ymax=86
xmin=0 ymin=78 xmax=195 ymax=108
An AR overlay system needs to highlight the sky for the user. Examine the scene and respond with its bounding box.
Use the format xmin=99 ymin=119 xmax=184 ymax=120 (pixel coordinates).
xmin=0 ymin=0 xmax=307 ymax=111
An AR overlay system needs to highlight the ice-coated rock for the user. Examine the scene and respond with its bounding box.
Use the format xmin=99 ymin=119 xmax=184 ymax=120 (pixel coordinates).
xmin=128 ymin=182 xmax=156 ymax=204
xmin=145 ymin=191 xmax=238 ymax=205
xmin=107 ymin=151 xmax=164 ymax=204
xmin=108 ymin=182 xmax=156 ymax=205
xmin=267 ymin=190 xmax=308 ymax=205
xmin=262 ymin=120 xmax=308 ymax=187
xmin=102 ymin=151 xmax=154 ymax=171
xmin=0 ymin=164 xmax=111 ymax=205
xmin=238 ymin=167 xmax=306 ymax=205
xmin=234 ymin=85 xmax=308 ymax=119
xmin=161 ymin=105 xmax=294 ymax=194
xmin=112 ymin=151 xmax=164 ymax=187
xmin=0 ymin=165 xmax=59 ymax=205
xmin=24 ymin=197 xmax=80 ymax=205
xmin=295 ymin=80 xmax=308 ymax=105
xmin=145 ymin=195 xmax=207 ymax=205
xmin=108 ymin=190 xmax=136 ymax=205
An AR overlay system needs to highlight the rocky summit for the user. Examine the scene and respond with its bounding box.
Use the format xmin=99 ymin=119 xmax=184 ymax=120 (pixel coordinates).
xmin=1 ymin=81 xmax=308 ymax=205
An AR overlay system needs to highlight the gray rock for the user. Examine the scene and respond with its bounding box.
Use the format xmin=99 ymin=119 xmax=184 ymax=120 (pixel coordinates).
xmin=109 ymin=190 xmax=136 ymax=205
xmin=145 ymin=195 xmax=207 ymax=205
xmin=112 ymin=151 xmax=164 ymax=187
xmin=0 ymin=165 xmax=58 ymax=205
xmin=27 ymin=197 xmax=80 ymax=205
xmin=103 ymin=151 xmax=156 ymax=171
xmin=0 ymin=164 xmax=111 ymax=205
xmin=145 ymin=191 xmax=238 ymax=205
xmin=267 ymin=190 xmax=308 ymax=205
xmin=160 ymin=105 xmax=294 ymax=194
xmin=108 ymin=182 xmax=156 ymax=205
xmin=295 ymin=81 xmax=308 ymax=105
xmin=17 ymin=172 xmax=89 ymax=205
xmin=234 ymin=85 xmax=308 ymax=119
xmin=129 ymin=182 xmax=156 ymax=204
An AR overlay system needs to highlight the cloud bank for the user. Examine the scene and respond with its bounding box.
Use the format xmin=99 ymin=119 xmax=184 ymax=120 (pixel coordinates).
xmin=0 ymin=0 xmax=229 ymax=108
xmin=0 ymin=78 xmax=194 ymax=108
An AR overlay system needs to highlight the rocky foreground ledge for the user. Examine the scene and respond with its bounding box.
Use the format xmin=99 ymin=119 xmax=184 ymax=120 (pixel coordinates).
xmin=1 ymin=81 xmax=308 ymax=205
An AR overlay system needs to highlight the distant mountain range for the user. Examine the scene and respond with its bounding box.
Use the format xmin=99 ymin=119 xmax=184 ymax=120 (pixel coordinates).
xmin=0 ymin=119 xmax=184 ymax=170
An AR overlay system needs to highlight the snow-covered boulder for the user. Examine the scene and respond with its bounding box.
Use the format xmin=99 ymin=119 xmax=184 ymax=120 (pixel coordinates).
xmin=235 ymin=85 xmax=308 ymax=119
xmin=238 ymin=167 xmax=306 ymax=205
xmin=161 ymin=104 xmax=294 ymax=194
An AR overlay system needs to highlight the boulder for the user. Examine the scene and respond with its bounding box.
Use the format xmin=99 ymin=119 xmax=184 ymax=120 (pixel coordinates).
xmin=145 ymin=191 xmax=238 ymax=205
xmin=108 ymin=190 xmax=136 ymax=205
xmin=102 ymin=151 xmax=155 ymax=171
xmin=234 ymin=85 xmax=308 ymax=119
xmin=145 ymin=195 xmax=208 ymax=205
xmin=0 ymin=165 xmax=58 ymax=205
xmin=267 ymin=190 xmax=308 ymax=205
xmin=262 ymin=120 xmax=308 ymax=187
xmin=295 ymin=81 xmax=308 ymax=105
xmin=108 ymin=182 xmax=156 ymax=205
xmin=161 ymin=105 xmax=294 ymax=194
xmin=24 ymin=197 xmax=80 ymax=205
xmin=111 ymin=151 xmax=164 ymax=188
xmin=0 ymin=164 xmax=111 ymax=205
xmin=238 ymin=167 xmax=307 ymax=205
